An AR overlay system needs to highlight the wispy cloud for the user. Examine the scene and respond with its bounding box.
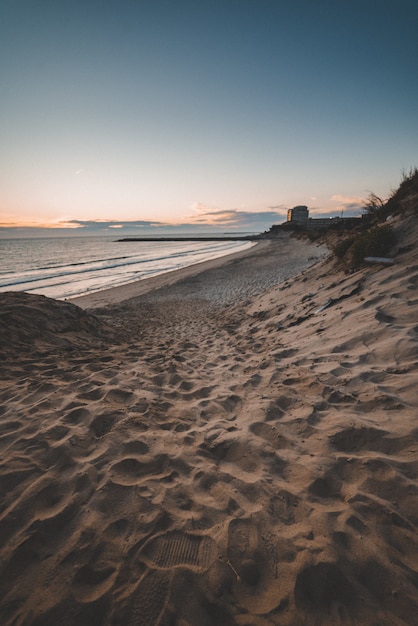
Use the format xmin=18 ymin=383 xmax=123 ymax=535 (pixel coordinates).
xmin=268 ymin=205 xmax=287 ymax=213
xmin=190 ymin=209 xmax=244 ymax=225
xmin=330 ymin=194 xmax=366 ymax=214
xmin=67 ymin=219 xmax=167 ymax=230
xmin=0 ymin=218 xmax=170 ymax=236
xmin=189 ymin=204 xmax=286 ymax=229
xmin=190 ymin=202 xmax=218 ymax=213
xmin=306 ymin=194 xmax=367 ymax=218
xmin=0 ymin=218 xmax=82 ymax=229
xmin=1 ymin=211 xmax=288 ymax=238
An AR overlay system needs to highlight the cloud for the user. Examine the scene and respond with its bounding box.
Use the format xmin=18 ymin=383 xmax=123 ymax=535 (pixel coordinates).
xmin=268 ymin=205 xmax=287 ymax=212
xmin=0 ymin=218 xmax=170 ymax=237
xmin=0 ymin=210 xmax=288 ymax=238
xmin=0 ymin=218 xmax=82 ymax=229
xmin=330 ymin=194 xmax=366 ymax=214
xmin=190 ymin=209 xmax=244 ymax=225
xmin=191 ymin=202 xmax=218 ymax=213
xmin=307 ymin=194 xmax=367 ymax=219
xmin=331 ymin=194 xmax=365 ymax=205
xmin=188 ymin=204 xmax=287 ymax=229
xmin=66 ymin=219 xmax=167 ymax=231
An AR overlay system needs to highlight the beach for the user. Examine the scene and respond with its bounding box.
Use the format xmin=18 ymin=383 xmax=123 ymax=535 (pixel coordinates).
xmin=1 ymin=224 xmax=417 ymax=625
xmin=0 ymin=236 xmax=256 ymax=302
xmin=70 ymin=236 xmax=324 ymax=308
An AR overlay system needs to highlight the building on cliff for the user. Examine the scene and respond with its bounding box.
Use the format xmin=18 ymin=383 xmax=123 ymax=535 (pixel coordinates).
xmin=287 ymin=205 xmax=309 ymax=226
xmin=287 ymin=205 xmax=363 ymax=231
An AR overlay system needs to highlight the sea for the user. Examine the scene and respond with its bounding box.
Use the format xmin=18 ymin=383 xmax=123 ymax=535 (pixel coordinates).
xmin=0 ymin=236 xmax=255 ymax=301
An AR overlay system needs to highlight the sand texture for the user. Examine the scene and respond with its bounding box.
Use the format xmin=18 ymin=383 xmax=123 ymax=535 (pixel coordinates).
xmin=0 ymin=226 xmax=417 ymax=625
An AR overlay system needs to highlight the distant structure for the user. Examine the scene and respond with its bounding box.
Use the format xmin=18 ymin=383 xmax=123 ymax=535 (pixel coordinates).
xmin=287 ymin=205 xmax=362 ymax=231
xmin=287 ymin=205 xmax=309 ymax=226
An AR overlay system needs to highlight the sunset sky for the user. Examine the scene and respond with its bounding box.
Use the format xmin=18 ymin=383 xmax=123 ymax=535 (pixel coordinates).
xmin=1 ymin=0 xmax=417 ymax=236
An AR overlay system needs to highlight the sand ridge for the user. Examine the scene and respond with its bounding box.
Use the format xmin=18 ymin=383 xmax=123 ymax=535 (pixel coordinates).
xmin=0 ymin=226 xmax=417 ymax=625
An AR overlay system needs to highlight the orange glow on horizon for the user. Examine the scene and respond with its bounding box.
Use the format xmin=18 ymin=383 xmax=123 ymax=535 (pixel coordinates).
xmin=0 ymin=219 xmax=83 ymax=229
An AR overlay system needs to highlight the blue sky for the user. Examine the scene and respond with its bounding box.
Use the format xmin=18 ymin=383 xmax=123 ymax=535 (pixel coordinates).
xmin=1 ymin=0 xmax=417 ymax=236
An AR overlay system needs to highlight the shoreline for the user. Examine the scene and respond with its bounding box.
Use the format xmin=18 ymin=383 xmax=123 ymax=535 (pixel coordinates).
xmin=71 ymin=235 xmax=326 ymax=309
xmin=116 ymin=235 xmax=258 ymax=242
xmin=70 ymin=240 xmax=263 ymax=308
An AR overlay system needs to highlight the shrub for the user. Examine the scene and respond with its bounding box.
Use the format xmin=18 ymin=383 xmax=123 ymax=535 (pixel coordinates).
xmin=364 ymin=193 xmax=385 ymax=217
xmin=333 ymin=237 xmax=355 ymax=259
xmin=348 ymin=225 xmax=395 ymax=268
xmin=386 ymin=167 xmax=418 ymax=214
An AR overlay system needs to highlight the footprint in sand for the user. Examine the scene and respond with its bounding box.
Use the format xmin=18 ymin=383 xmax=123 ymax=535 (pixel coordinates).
xmin=308 ymin=471 xmax=342 ymax=500
xmin=126 ymin=569 xmax=172 ymax=626
xmin=139 ymin=530 xmax=218 ymax=572
xmin=198 ymin=435 xmax=261 ymax=476
xmin=77 ymin=387 xmax=106 ymax=401
xmin=249 ymin=422 xmax=288 ymax=449
xmin=110 ymin=456 xmax=170 ymax=486
xmin=72 ymin=562 xmax=117 ymax=603
xmin=105 ymin=388 xmax=135 ymax=405
xmin=62 ymin=407 xmax=90 ymax=425
xmin=268 ymin=489 xmax=300 ymax=525
xmin=122 ymin=440 xmax=149 ymax=455
xmin=330 ymin=425 xmax=390 ymax=453
xmin=226 ymin=518 xmax=283 ymax=614
xmin=44 ymin=424 xmax=70 ymax=442
xmin=265 ymin=395 xmax=295 ymax=421
xmin=294 ymin=561 xmax=356 ymax=613
xmin=89 ymin=412 xmax=117 ymax=437
xmin=33 ymin=481 xmax=67 ymax=520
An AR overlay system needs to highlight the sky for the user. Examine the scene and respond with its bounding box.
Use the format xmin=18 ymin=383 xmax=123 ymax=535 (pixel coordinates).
xmin=1 ymin=0 xmax=417 ymax=237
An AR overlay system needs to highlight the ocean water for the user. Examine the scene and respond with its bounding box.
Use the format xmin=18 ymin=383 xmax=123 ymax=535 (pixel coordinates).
xmin=0 ymin=236 xmax=254 ymax=301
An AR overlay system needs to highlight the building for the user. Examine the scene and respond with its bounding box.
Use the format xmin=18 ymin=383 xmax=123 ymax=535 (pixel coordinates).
xmin=287 ymin=205 xmax=363 ymax=231
xmin=307 ymin=216 xmax=363 ymax=231
xmin=287 ymin=205 xmax=309 ymax=225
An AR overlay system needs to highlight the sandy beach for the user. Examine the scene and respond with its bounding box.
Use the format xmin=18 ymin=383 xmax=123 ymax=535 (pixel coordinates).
xmin=1 ymin=218 xmax=417 ymax=625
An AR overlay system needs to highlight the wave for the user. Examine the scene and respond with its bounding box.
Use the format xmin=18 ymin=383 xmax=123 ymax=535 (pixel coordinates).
xmin=0 ymin=239 xmax=254 ymax=300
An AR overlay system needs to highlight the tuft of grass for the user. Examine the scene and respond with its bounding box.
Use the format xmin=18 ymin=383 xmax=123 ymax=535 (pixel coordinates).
xmin=333 ymin=167 xmax=417 ymax=268
xmin=363 ymin=167 xmax=418 ymax=223
xmin=364 ymin=192 xmax=386 ymax=220
xmin=386 ymin=166 xmax=418 ymax=215
xmin=342 ymin=224 xmax=395 ymax=269
xmin=333 ymin=237 xmax=355 ymax=259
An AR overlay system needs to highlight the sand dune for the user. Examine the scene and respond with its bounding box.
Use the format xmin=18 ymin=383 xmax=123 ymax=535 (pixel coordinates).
xmin=0 ymin=224 xmax=417 ymax=625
